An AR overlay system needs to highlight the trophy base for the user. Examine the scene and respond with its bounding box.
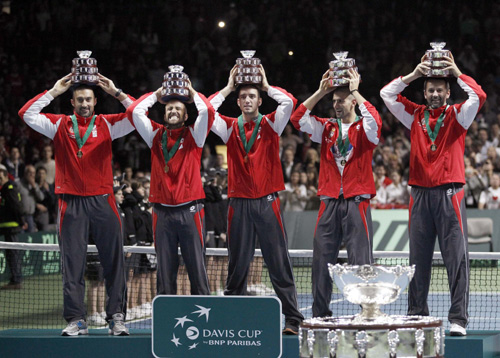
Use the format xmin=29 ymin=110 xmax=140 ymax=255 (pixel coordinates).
xmin=236 ymin=75 xmax=262 ymax=85
xmin=300 ymin=315 xmax=444 ymax=358
xmin=71 ymin=74 xmax=99 ymax=85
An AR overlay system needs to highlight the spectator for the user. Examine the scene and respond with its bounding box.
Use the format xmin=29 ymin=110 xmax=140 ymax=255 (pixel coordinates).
xmin=18 ymin=164 xmax=44 ymax=233
xmin=478 ymin=173 xmax=500 ymax=209
xmin=283 ymin=170 xmax=308 ymax=212
xmin=385 ymin=171 xmax=410 ymax=207
xmin=34 ymin=166 xmax=55 ymax=231
xmin=35 ymin=145 xmax=56 ymax=185
xmin=3 ymin=147 xmax=25 ymax=181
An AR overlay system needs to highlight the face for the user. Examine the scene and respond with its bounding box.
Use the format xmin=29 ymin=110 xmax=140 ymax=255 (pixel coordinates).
xmin=42 ymin=146 xmax=53 ymax=160
xmin=143 ymin=182 xmax=150 ymax=198
xmin=375 ymin=166 xmax=386 ymax=177
xmin=36 ymin=168 xmax=47 ymax=182
xmin=424 ymin=80 xmax=450 ymax=109
xmin=114 ymin=189 xmax=124 ymax=204
xmin=290 ymin=172 xmax=300 ymax=184
xmin=10 ymin=147 xmax=20 ymax=160
xmin=390 ymin=171 xmax=401 ymax=184
xmin=332 ymin=91 xmax=355 ymax=119
xmin=283 ymin=149 xmax=294 ymax=163
xmin=24 ymin=165 xmax=36 ymax=180
xmin=71 ymin=89 xmax=97 ymax=118
xmin=491 ymin=174 xmax=500 ymax=188
xmin=164 ymin=100 xmax=188 ymax=127
xmin=299 ymin=172 xmax=308 ymax=184
xmin=237 ymin=87 xmax=262 ymax=117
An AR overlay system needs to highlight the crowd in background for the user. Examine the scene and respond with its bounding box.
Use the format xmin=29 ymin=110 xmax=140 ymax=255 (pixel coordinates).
xmin=2 ymin=0 xmax=500 ymax=236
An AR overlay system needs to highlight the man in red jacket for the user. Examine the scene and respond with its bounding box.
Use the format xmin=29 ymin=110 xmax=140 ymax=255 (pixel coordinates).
xmin=380 ymin=53 xmax=486 ymax=336
xmin=126 ymin=80 xmax=214 ymax=296
xmin=291 ymin=69 xmax=381 ymax=318
xmin=19 ymin=73 xmax=134 ymax=336
xmin=209 ymin=65 xmax=304 ymax=334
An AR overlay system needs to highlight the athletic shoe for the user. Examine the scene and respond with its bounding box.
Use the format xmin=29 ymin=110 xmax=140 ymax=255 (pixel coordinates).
xmin=88 ymin=313 xmax=106 ymax=326
xmin=108 ymin=313 xmax=129 ymax=336
xmin=61 ymin=319 xmax=89 ymax=336
xmin=450 ymin=323 xmax=466 ymax=336
xmin=282 ymin=318 xmax=300 ymax=335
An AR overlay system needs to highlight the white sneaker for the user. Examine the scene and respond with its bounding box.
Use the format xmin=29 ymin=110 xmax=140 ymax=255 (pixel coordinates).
xmin=88 ymin=313 xmax=106 ymax=326
xmin=108 ymin=313 xmax=129 ymax=336
xmin=450 ymin=323 xmax=466 ymax=336
xmin=61 ymin=319 xmax=89 ymax=336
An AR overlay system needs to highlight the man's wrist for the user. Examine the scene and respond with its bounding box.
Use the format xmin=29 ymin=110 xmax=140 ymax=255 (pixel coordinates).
xmin=114 ymin=88 xmax=123 ymax=98
xmin=350 ymin=89 xmax=359 ymax=94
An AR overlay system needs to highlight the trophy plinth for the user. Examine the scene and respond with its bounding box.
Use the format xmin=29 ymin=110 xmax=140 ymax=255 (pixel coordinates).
xmin=161 ymin=65 xmax=190 ymax=102
xmin=328 ymin=51 xmax=361 ymax=87
xmin=424 ymin=42 xmax=452 ymax=78
xmin=298 ymin=264 xmax=445 ymax=357
xmin=71 ymin=50 xmax=99 ymax=85
xmin=235 ymin=50 xmax=262 ymax=85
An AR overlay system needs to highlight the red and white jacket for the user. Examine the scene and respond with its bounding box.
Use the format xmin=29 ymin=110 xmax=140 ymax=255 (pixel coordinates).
xmin=380 ymin=74 xmax=486 ymax=187
xmin=18 ymin=91 xmax=135 ymax=196
xmin=290 ymin=102 xmax=381 ymax=199
xmin=126 ymin=92 xmax=214 ymax=205
xmin=209 ymin=87 xmax=297 ymax=199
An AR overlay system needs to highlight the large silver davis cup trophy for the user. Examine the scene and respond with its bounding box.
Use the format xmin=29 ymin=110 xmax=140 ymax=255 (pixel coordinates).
xmin=299 ymin=264 xmax=445 ymax=358
xmin=235 ymin=50 xmax=262 ymax=85
xmin=424 ymin=42 xmax=452 ymax=77
xmin=71 ymin=51 xmax=99 ymax=85
xmin=328 ymin=51 xmax=361 ymax=87
xmin=161 ymin=65 xmax=190 ymax=102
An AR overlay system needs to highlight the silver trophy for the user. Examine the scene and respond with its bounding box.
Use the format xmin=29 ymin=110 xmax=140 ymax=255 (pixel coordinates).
xmin=235 ymin=50 xmax=262 ymax=85
xmin=299 ymin=264 xmax=444 ymax=358
xmin=161 ymin=65 xmax=190 ymax=102
xmin=328 ymin=51 xmax=360 ymax=87
xmin=71 ymin=50 xmax=99 ymax=85
xmin=424 ymin=42 xmax=452 ymax=77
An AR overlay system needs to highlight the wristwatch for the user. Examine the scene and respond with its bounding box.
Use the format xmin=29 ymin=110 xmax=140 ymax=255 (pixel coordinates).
xmin=114 ymin=88 xmax=123 ymax=97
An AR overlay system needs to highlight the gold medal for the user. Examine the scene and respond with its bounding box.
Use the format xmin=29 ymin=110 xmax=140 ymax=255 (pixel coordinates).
xmin=77 ymin=150 xmax=83 ymax=158
xmin=341 ymin=159 xmax=346 ymax=166
xmin=164 ymin=165 xmax=169 ymax=173
xmin=430 ymin=143 xmax=437 ymax=151
xmin=244 ymin=155 xmax=248 ymax=163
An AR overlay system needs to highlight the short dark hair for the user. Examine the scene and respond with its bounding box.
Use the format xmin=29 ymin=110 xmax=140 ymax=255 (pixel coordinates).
xmin=423 ymin=78 xmax=450 ymax=91
xmin=237 ymin=84 xmax=260 ymax=98
xmin=332 ymin=86 xmax=351 ymax=98
xmin=71 ymin=84 xmax=96 ymax=98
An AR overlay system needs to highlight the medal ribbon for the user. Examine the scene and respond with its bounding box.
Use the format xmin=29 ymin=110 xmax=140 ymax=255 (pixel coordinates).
xmin=424 ymin=105 xmax=449 ymax=143
xmin=238 ymin=114 xmax=263 ymax=154
xmin=70 ymin=114 xmax=97 ymax=150
xmin=162 ymin=128 xmax=185 ymax=167
xmin=336 ymin=116 xmax=359 ymax=158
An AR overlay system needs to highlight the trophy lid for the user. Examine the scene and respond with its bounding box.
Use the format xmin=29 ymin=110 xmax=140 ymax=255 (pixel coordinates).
xmin=77 ymin=50 xmax=93 ymax=59
xmin=333 ymin=51 xmax=349 ymax=60
xmin=168 ymin=65 xmax=184 ymax=73
xmin=240 ymin=50 xmax=256 ymax=58
xmin=429 ymin=42 xmax=446 ymax=51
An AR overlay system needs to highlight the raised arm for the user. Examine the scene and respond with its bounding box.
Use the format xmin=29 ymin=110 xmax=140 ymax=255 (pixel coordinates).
xmin=190 ymin=81 xmax=215 ymax=148
xmin=18 ymin=74 xmax=73 ymax=139
xmin=290 ymin=70 xmax=332 ymax=143
xmin=126 ymin=92 xmax=160 ymax=148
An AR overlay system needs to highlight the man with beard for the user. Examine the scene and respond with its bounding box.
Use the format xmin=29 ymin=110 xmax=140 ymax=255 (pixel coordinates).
xmin=290 ymin=69 xmax=381 ymax=318
xmin=19 ymin=73 xmax=134 ymax=336
xmin=380 ymin=53 xmax=486 ymax=336
xmin=126 ymin=79 xmax=214 ymax=296
xmin=209 ymin=65 xmax=304 ymax=335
